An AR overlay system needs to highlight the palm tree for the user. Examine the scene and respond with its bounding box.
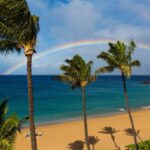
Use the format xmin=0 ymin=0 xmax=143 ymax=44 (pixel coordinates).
xmin=0 ymin=1 xmax=39 ymax=150
xmin=59 ymin=55 xmax=96 ymax=150
xmin=99 ymin=127 xmax=120 ymax=150
xmin=96 ymin=40 xmax=140 ymax=150
xmin=87 ymin=136 xmax=99 ymax=150
xmin=0 ymin=99 xmax=28 ymax=150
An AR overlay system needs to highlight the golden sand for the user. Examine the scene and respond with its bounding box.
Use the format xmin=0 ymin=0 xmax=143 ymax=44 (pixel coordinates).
xmin=15 ymin=109 xmax=150 ymax=150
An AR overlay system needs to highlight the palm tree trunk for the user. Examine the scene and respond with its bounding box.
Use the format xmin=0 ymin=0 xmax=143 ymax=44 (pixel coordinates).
xmin=27 ymin=55 xmax=37 ymax=150
xmin=82 ymin=87 xmax=90 ymax=150
xmin=121 ymin=73 xmax=139 ymax=150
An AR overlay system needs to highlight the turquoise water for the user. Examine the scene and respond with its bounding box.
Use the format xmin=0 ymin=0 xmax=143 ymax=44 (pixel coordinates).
xmin=0 ymin=75 xmax=150 ymax=125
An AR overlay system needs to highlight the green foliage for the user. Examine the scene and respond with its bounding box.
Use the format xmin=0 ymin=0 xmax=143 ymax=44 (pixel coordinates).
xmin=96 ymin=40 xmax=140 ymax=78
xmin=0 ymin=99 xmax=28 ymax=150
xmin=59 ymin=55 xmax=96 ymax=89
xmin=127 ymin=140 xmax=150 ymax=150
xmin=0 ymin=40 xmax=21 ymax=55
xmin=0 ymin=0 xmax=40 ymax=55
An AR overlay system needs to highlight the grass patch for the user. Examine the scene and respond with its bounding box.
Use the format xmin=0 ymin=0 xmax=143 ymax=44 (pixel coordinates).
xmin=127 ymin=140 xmax=150 ymax=150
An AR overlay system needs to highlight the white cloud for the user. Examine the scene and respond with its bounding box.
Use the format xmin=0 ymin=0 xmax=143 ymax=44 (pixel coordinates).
xmin=121 ymin=0 xmax=150 ymax=22
xmin=95 ymin=24 xmax=150 ymax=44
xmin=47 ymin=0 xmax=101 ymax=41
xmin=0 ymin=54 xmax=24 ymax=66
xmin=1 ymin=0 xmax=150 ymax=75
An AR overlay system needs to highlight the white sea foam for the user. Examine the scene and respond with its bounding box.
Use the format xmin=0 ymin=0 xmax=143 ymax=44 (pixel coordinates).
xmin=142 ymin=106 xmax=150 ymax=109
xmin=118 ymin=108 xmax=126 ymax=112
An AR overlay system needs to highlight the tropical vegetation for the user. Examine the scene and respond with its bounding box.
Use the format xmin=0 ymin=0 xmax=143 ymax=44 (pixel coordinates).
xmin=127 ymin=140 xmax=150 ymax=150
xmin=0 ymin=99 xmax=28 ymax=150
xmin=96 ymin=40 xmax=140 ymax=150
xmin=59 ymin=54 xmax=96 ymax=150
xmin=0 ymin=0 xmax=40 ymax=149
xmin=0 ymin=0 xmax=148 ymax=149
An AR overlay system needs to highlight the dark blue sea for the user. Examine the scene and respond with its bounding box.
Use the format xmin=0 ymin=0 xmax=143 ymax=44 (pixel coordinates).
xmin=0 ymin=75 xmax=150 ymax=125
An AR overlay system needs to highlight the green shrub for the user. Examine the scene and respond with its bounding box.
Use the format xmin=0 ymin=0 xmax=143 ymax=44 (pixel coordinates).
xmin=127 ymin=140 xmax=150 ymax=150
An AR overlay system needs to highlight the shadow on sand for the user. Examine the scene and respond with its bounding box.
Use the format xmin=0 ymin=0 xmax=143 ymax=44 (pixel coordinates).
xmin=99 ymin=126 xmax=120 ymax=150
xmin=68 ymin=140 xmax=84 ymax=150
xmin=68 ymin=136 xmax=99 ymax=150
xmin=124 ymin=128 xmax=143 ymax=142
xmin=87 ymin=136 xmax=99 ymax=150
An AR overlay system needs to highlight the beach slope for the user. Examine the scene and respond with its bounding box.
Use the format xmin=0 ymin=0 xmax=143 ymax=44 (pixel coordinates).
xmin=15 ymin=109 xmax=150 ymax=150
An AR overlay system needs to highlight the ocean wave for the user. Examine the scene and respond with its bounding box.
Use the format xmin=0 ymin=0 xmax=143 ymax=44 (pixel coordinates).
xmin=142 ymin=106 xmax=150 ymax=109
xmin=118 ymin=108 xmax=126 ymax=112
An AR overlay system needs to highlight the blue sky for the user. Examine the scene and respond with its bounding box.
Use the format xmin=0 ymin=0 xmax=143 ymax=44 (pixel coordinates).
xmin=1 ymin=0 xmax=150 ymax=75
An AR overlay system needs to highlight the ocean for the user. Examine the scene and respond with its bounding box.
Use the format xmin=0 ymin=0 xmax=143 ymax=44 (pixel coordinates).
xmin=0 ymin=75 xmax=150 ymax=125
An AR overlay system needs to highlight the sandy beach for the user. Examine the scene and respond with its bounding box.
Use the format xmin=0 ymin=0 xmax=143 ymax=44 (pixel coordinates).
xmin=15 ymin=109 xmax=150 ymax=150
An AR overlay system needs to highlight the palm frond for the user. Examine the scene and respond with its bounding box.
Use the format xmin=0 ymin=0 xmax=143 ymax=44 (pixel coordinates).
xmin=0 ymin=0 xmax=40 ymax=47
xmin=58 ymin=55 xmax=95 ymax=89
xmin=97 ymin=52 xmax=119 ymax=67
xmin=0 ymin=99 xmax=27 ymax=149
xmin=128 ymin=40 xmax=136 ymax=53
xmin=0 ymin=40 xmax=21 ymax=55
xmin=130 ymin=60 xmax=140 ymax=67
xmin=0 ymin=98 xmax=9 ymax=124
xmin=96 ymin=66 xmax=114 ymax=74
xmin=1 ymin=113 xmax=19 ymax=134
xmin=97 ymin=41 xmax=140 ymax=78
xmin=108 ymin=41 xmax=126 ymax=60
xmin=126 ymin=40 xmax=136 ymax=61
xmin=0 ymin=21 xmax=14 ymax=39
xmin=17 ymin=116 xmax=29 ymax=132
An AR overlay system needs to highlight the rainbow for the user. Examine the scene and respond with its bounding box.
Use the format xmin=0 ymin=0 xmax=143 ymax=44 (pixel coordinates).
xmin=3 ymin=39 xmax=150 ymax=75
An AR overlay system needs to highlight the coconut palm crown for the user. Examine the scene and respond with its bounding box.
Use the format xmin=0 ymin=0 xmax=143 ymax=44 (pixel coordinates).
xmin=60 ymin=54 xmax=96 ymax=89
xmin=0 ymin=0 xmax=39 ymax=55
xmin=96 ymin=40 xmax=140 ymax=78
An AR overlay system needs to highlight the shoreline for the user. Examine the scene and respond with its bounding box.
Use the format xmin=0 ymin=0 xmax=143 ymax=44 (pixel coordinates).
xmin=24 ymin=107 xmax=150 ymax=128
xmin=15 ymin=108 xmax=150 ymax=150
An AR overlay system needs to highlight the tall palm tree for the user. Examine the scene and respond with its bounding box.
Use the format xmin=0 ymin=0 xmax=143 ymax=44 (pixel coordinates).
xmin=96 ymin=40 xmax=140 ymax=150
xmin=59 ymin=55 xmax=96 ymax=150
xmin=0 ymin=1 xmax=39 ymax=149
xmin=99 ymin=127 xmax=120 ymax=150
xmin=0 ymin=99 xmax=28 ymax=150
